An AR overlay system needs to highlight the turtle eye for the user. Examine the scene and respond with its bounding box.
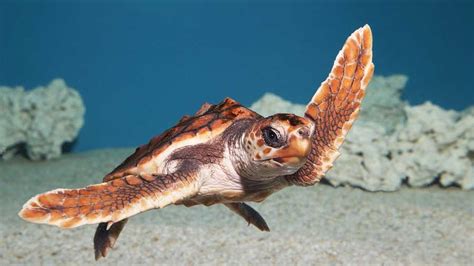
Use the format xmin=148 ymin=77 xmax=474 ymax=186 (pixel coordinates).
xmin=262 ymin=127 xmax=284 ymax=148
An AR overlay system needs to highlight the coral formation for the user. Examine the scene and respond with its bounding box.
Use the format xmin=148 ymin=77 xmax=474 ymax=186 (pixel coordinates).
xmin=324 ymin=121 xmax=404 ymax=191
xmin=251 ymin=75 xmax=474 ymax=191
xmin=358 ymin=75 xmax=407 ymax=134
xmin=0 ymin=79 xmax=85 ymax=160
xmin=391 ymin=102 xmax=474 ymax=189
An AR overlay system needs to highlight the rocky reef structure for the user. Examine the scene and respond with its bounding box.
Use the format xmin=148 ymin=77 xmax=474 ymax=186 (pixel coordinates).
xmin=357 ymin=75 xmax=407 ymax=134
xmin=0 ymin=79 xmax=85 ymax=160
xmin=391 ymin=103 xmax=474 ymax=189
xmin=250 ymin=75 xmax=474 ymax=191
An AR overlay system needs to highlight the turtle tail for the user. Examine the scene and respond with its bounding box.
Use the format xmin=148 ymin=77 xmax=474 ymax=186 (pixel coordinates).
xmin=18 ymin=174 xmax=161 ymax=229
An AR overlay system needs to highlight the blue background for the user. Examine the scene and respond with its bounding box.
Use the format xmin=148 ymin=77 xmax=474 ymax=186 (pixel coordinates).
xmin=1 ymin=0 xmax=473 ymax=152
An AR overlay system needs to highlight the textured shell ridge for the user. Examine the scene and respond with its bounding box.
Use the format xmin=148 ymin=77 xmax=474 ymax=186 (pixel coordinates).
xmin=104 ymin=97 xmax=261 ymax=181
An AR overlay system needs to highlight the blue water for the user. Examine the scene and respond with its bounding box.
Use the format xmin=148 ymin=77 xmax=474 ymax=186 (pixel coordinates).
xmin=1 ymin=0 xmax=473 ymax=152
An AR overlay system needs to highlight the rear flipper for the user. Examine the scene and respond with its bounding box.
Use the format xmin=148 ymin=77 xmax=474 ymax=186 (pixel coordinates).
xmin=94 ymin=219 xmax=128 ymax=260
xmin=224 ymin=202 xmax=270 ymax=231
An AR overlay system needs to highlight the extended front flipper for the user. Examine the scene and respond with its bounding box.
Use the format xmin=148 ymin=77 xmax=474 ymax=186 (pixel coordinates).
xmin=18 ymin=170 xmax=200 ymax=229
xmin=224 ymin=202 xmax=270 ymax=231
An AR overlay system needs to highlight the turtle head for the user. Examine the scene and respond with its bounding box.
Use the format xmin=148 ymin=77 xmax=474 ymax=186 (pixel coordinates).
xmin=242 ymin=114 xmax=314 ymax=178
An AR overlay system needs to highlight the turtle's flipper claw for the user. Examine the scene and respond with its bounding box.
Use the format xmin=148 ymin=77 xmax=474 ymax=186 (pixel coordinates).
xmin=94 ymin=219 xmax=128 ymax=260
xmin=225 ymin=203 xmax=270 ymax=232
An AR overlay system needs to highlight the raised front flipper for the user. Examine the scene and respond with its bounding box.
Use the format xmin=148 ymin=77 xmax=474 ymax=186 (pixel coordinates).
xmin=289 ymin=25 xmax=374 ymax=186
xmin=224 ymin=202 xmax=270 ymax=231
xmin=18 ymin=171 xmax=200 ymax=228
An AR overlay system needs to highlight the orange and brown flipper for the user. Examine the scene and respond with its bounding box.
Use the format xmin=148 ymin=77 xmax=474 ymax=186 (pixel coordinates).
xmin=289 ymin=25 xmax=374 ymax=186
xmin=18 ymin=172 xmax=199 ymax=229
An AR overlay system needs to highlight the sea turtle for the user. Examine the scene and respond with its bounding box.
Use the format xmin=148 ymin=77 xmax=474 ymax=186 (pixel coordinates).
xmin=19 ymin=25 xmax=374 ymax=259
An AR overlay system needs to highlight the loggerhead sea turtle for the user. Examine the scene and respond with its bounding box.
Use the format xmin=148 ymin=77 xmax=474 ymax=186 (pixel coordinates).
xmin=19 ymin=25 xmax=374 ymax=260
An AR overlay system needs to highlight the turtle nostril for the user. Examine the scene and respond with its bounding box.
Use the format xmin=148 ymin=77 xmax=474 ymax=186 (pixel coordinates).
xmin=297 ymin=127 xmax=310 ymax=138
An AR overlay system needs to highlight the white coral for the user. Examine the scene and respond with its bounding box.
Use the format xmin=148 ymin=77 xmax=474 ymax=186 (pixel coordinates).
xmin=0 ymin=79 xmax=85 ymax=160
xmin=327 ymin=122 xmax=404 ymax=191
xmin=391 ymin=102 xmax=474 ymax=189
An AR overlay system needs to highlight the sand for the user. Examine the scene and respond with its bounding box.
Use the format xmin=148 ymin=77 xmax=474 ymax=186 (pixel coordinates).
xmin=1 ymin=148 xmax=473 ymax=265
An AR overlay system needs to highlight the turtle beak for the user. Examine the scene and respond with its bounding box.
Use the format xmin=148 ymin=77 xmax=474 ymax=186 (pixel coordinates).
xmin=272 ymin=126 xmax=312 ymax=167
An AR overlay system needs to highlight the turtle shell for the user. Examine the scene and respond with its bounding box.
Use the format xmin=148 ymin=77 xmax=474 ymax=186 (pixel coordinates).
xmin=104 ymin=97 xmax=260 ymax=181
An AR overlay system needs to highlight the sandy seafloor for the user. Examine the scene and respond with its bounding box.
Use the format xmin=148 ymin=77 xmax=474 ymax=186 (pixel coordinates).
xmin=0 ymin=148 xmax=473 ymax=265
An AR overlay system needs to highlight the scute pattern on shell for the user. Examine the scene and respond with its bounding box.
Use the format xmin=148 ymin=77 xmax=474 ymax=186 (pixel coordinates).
xmin=104 ymin=97 xmax=261 ymax=181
